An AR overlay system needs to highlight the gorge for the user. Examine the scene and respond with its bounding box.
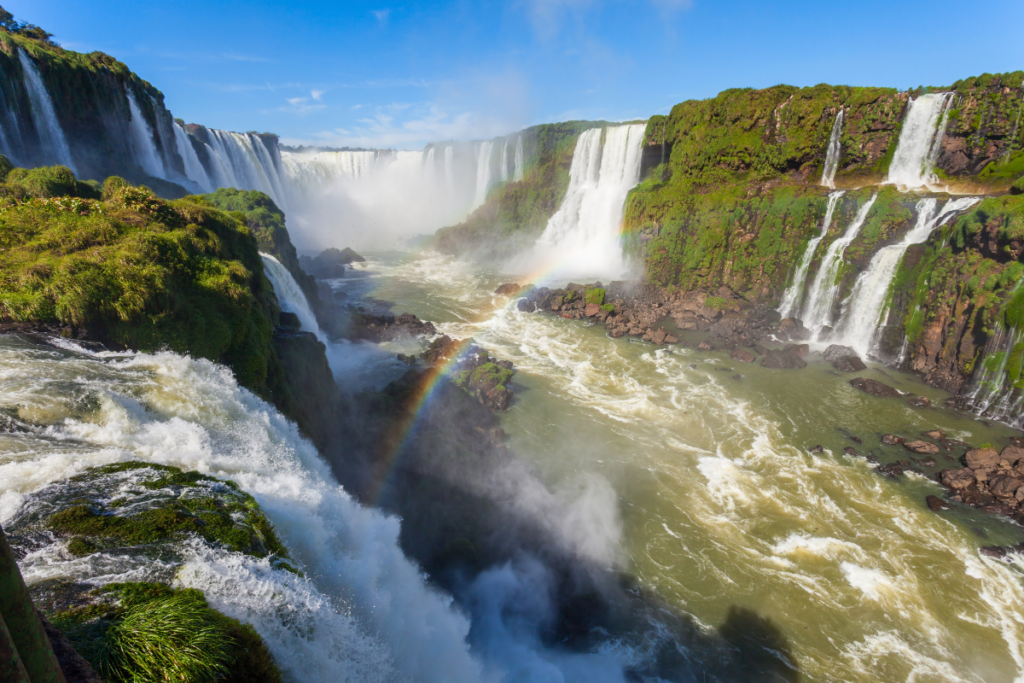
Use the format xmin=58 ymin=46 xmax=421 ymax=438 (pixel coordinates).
xmin=2 ymin=14 xmax=1024 ymax=683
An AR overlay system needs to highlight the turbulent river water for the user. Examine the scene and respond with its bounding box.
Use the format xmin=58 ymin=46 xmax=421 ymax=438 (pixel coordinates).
xmin=4 ymin=249 xmax=1024 ymax=683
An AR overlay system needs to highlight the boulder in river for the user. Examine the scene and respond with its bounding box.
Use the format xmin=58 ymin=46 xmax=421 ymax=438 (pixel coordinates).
xmin=965 ymin=447 xmax=1000 ymax=470
xmin=903 ymin=440 xmax=940 ymax=455
xmin=1000 ymin=445 xmax=1024 ymax=465
xmin=783 ymin=343 xmax=809 ymax=357
xmin=906 ymin=395 xmax=931 ymax=407
xmin=305 ymin=247 xmax=365 ymax=279
xmin=831 ymin=355 xmax=867 ymax=372
xmin=823 ymin=344 xmax=858 ymax=362
xmin=495 ymin=282 xmax=522 ymax=296
xmin=940 ymin=468 xmax=976 ymax=490
xmin=926 ymin=495 xmax=951 ymax=511
xmin=849 ymin=377 xmax=899 ymax=397
xmin=730 ymin=348 xmax=756 ymax=363
xmin=876 ymin=462 xmax=904 ymax=478
xmin=761 ymin=350 xmax=806 ymax=369
xmin=882 ymin=434 xmax=905 ymax=445
xmin=989 ymin=475 xmax=1024 ymax=498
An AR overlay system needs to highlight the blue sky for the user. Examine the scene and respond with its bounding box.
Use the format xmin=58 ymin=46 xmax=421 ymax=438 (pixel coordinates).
xmin=11 ymin=0 xmax=1024 ymax=149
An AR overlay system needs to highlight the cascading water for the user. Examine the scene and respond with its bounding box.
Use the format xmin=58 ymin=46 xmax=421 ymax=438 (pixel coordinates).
xmin=963 ymin=324 xmax=1024 ymax=427
xmin=800 ymin=194 xmax=878 ymax=336
xmin=472 ymin=140 xmax=494 ymax=209
xmin=821 ymin=110 xmax=843 ymax=188
xmin=205 ymin=130 xmax=289 ymax=210
xmin=0 ymin=337 xmax=485 ymax=683
xmin=530 ymin=124 xmax=646 ymax=279
xmin=17 ymin=48 xmax=75 ymax=172
xmin=444 ymin=145 xmax=454 ymax=188
xmin=887 ymin=93 xmax=954 ymax=190
xmin=778 ymin=191 xmax=844 ymax=318
xmin=0 ymin=85 xmax=23 ymax=164
xmin=513 ymin=136 xmax=524 ymax=182
xmin=833 ymin=196 xmax=981 ymax=357
xmin=261 ymin=253 xmax=325 ymax=343
xmin=125 ymin=88 xmax=167 ymax=179
xmin=500 ymin=140 xmax=509 ymax=181
xmin=173 ymin=122 xmax=213 ymax=192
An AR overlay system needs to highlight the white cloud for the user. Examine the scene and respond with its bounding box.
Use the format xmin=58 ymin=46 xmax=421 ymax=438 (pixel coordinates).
xmin=373 ymin=8 xmax=391 ymax=25
xmin=311 ymin=89 xmax=326 ymax=101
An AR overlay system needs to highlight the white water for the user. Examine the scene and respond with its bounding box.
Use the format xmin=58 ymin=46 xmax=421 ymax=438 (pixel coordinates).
xmin=513 ymin=137 xmax=524 ymax=182
xmin=800 ymin=194 xmax=878 ymax=336
xmin=821 ymin=111 xmax=843 ymax=188
xmin=472 ymin=141 xmax=494 ymax=210
xmin=260 ymin=253 xmax=326 ymax=343
xmin=834 ymin=197 xmax=981 ymax=357
xmin=887 ymin=93 xmax=954 ymax=190
xmin=173 ymin=122 xmax=213 ymax=192
xmin=964 ymin=325 xmax=1024 ymax=427
xmin=500 ymin=140 xmax=509 ymax=182
xmin=17 ymin=48 xmax=75 ymax=172
xmin=444 ymin=145 xmax=455 ymax=189
xmin=528 ymin=124 xmax=646 ymax=280
xmin=778 ymin=191 xmax=844 ymax=318
xmin=0 ymin=338 xmax=486 ymax=683
xmin=125 ymin=89 xmax=167 ymax=180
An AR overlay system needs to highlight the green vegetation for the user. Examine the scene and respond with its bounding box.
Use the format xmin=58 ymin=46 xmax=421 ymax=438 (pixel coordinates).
xmin=585 ymin=287 xmax=606 ymax=305
xmin=51 ymin=583 xmax=281 ymax=683
xmin=0 ymin=162 xmax=280 ymax=393
xmin=47 ymin=461 xmax=290 ymax=560
xmin=202 ymin=188 xmax=318 ymax=305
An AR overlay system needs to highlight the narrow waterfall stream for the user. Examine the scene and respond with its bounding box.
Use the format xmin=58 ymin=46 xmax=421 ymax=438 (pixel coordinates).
xmin=800 ymin=194 xmax=878 ymax=337
xmin=820 ymin=110 xmax=843 ymax=188
xmin=887 ymin=93 xmax=954 ymax=190
xmin=18 ymin=48 xmax=75 ymax=172
xmin=778 ymin=191 xmax=844 ymax=318
xmin=833 ymin=197 xmax=981 ymax=357
xmin=125 ymin=88 xmax=167 ymax=180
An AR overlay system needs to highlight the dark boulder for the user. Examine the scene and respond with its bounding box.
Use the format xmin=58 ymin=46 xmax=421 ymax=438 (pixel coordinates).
xmin=940 ymin=468 xmax=975 ymax=490
xmin=881 ymin=434 xmax=905 ymax=445
xmin=305 ymin=247 xmax=365 ymax=279
xmin=495 ymin=282 xmax=522 ymax=296
xmin=832 ymin=355 xmax=867 ymax=372
xmin=849 ymin=377 xmax=899 ymax=397
xmin=903 ymin=440 xmax=940 ymax=455
xmin=823 ymin=344 xmax=858 ymax=362
xmin=843 ymin=446 xmax=858 ymax=456
xmin=876 ymin=462 xmax=904 ymax=478
xmin=965 ymin=447 xmax=1000 ymax=470
xmin=906 ymin=395 xmax=931 ymax=407
xmin=926 ymin=495 xmax=951 ymax=511
xmin=783 ymin=343 xmax=809 ymax=357
xmin=730 ymin=348 xmax=756 ymax=363
xmin=761 ymin=350 xmax=806 ymax=369
xmin=1000 ymin=445 xmax=1024 ymax=464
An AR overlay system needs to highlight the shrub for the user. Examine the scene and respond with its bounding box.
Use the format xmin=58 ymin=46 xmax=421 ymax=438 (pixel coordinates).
xmin=585 ymin=287 xmax=606 ymax=305
xmin=6 ymin=165 xmax=77 ymax=197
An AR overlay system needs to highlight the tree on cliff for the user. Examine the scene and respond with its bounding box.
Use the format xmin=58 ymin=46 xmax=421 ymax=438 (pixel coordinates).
xmin=0 ymin=5 xmax=56 ymax=45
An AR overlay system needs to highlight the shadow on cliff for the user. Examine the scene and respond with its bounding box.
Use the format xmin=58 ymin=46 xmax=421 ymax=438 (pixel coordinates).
xmin=290 ymin=355 xmax=801 ymax=682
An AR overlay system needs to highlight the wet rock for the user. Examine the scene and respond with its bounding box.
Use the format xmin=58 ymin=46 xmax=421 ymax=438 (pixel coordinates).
xmin=926 ymin=495 xmax=951 ymax=511
xmin=906 ymin=395 xmax=931 ymax=407
xmin=585 ymin=303 xmax=601 ymax=317
xmin=843 ymin=446 xmax=858 ymax=456
xmin=761 ymin=350 xmax=807 ymax=369
xmin=809 ymin=445 xmax=824 ymax=453
xmin=882 ymin=434 xmax=905 ymax=445
xmin=697 ymin=341 xmax=713 ymax=351
xmin=777 ymin=318 xmax=809 ymax=341
xmin=783 ymin=343 xmax=809 ymax=357
xmin=517 ymin=299 xmax=534 ymax=312
xmin=903 ymin=440 xmax=940 ymax=455
xmin=664 ymin=334 xmax=679 ymax=344
xmin=730 ymin=348 xmax=756 ymax=363
xmin=278 ymin=311 xmax=301 ymax=330
xmin=1000 ymin=445 xmax=1024 ymax=464
xmin=731 ymin=374 xmax=742 ymax=381
xmin=849 ymin=377 xmax=899 ymax=397
xmin=652 ymin=328 xmax=668 ymax=345
xmin=916 ymin=456 xmax=936 ymax=467
xmin=876 ymin=462 xmax=904 ymax=478
xmin=495 ymin=282 xmax=522 ymax=296
xmin=832 ymin=355 xmax=867 ymax=372
xmin=689 ymin=364 xmax=699 ymax=370
xmin=305 ymin=247 xmax=364 ymax=278
xmin=923 ymin=430 xmax=946 ymax=440
xmin=965 ymin=447 xmax=1000 ymax=470
xmin=396 ymin=353 xmax=417 ymax=365
xmin=940 ymin=468 xmax=976 ymax=490
xmin=823 ymin=345 xmax=858 ymax=362
xmin=353 ymin=311 xmax=437 ymax=343
xmin=333 ymin=289 xmax=348 ymax=301
xmin=989 ymin=475 xmax=1024 ymax=498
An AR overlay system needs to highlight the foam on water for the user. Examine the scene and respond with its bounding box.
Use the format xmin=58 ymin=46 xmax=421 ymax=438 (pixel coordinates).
xmin=0 ymin=338 xmax=484 ymax=683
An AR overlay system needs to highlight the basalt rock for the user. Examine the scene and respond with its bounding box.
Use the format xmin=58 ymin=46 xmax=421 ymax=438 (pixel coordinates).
xmin=903 ymin=440 xmax=940 ymax=455
xmin=849 ymin=377 xmax=899 ymax=397
xmin=832 ymin=355 xmax=867 ymax=372
xmin=760 ymin=350 xmax=806 ymax=369
xmin=495 ymin=283 xmax=523 ymax=296
xmin=823 ymin=345 xmax=857 ymax=362
xmin=926 ymin=495 xmax=951 ymax=511
xmin=906 ymin=395 xmax=931 ymax=407
xmin=882 ymin=434 xmax=905 ymax=445
xmin=730 ymin=348 xmax=756 ymax=363
xmin=965 ymin=447 xmax=1000 ymax=470
xmin=940 ymin=467 xmax=976 ymax=490
xmin=351 ymin=312 xmax=437 ymax=343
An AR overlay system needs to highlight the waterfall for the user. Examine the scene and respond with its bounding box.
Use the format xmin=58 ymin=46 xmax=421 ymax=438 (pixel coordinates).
xmin=887 ymin=93 xmax=953 ymax=189
xmin=126 ymin=89 xmax=167 ymax=179
xmin=173 ymin=123 xmax=213 ymax=192
xmin=17 ymin=48 xmax=75 ymax=172
xmin=962 ymin=324 xmax=1024 ymax=427
xmin=778 ymin=191 xmax=844 ymax=318
xmin=261 ymin=253 xmax=325 ymax=343
xmin=800 ymin=194 xmax=878 ymax=337
xmin=821 ymin=111 xmax=843 ymax=188
xmin=531 ymin=124 xmax=646 ymax=279
xmin=0 ymin=85 xmax=23 ymax=163
xmin=204 ymin=130 xmax=289 ymax=209
xmin=472 ymin=141 xmax=494 ymax=209
xmin=833 ymin=196 xmax=980 ymax=357
xmin=500 ymin=140 xmax=509 ymax=181
xmin=444 ymin=145 xmax=454 ymax=189
xmin=513 ymin=136 xmax=524 ymax=182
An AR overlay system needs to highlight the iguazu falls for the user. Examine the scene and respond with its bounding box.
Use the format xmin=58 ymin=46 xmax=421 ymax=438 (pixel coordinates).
xmin=0 ymin=1 xmax=1023 ymax=682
